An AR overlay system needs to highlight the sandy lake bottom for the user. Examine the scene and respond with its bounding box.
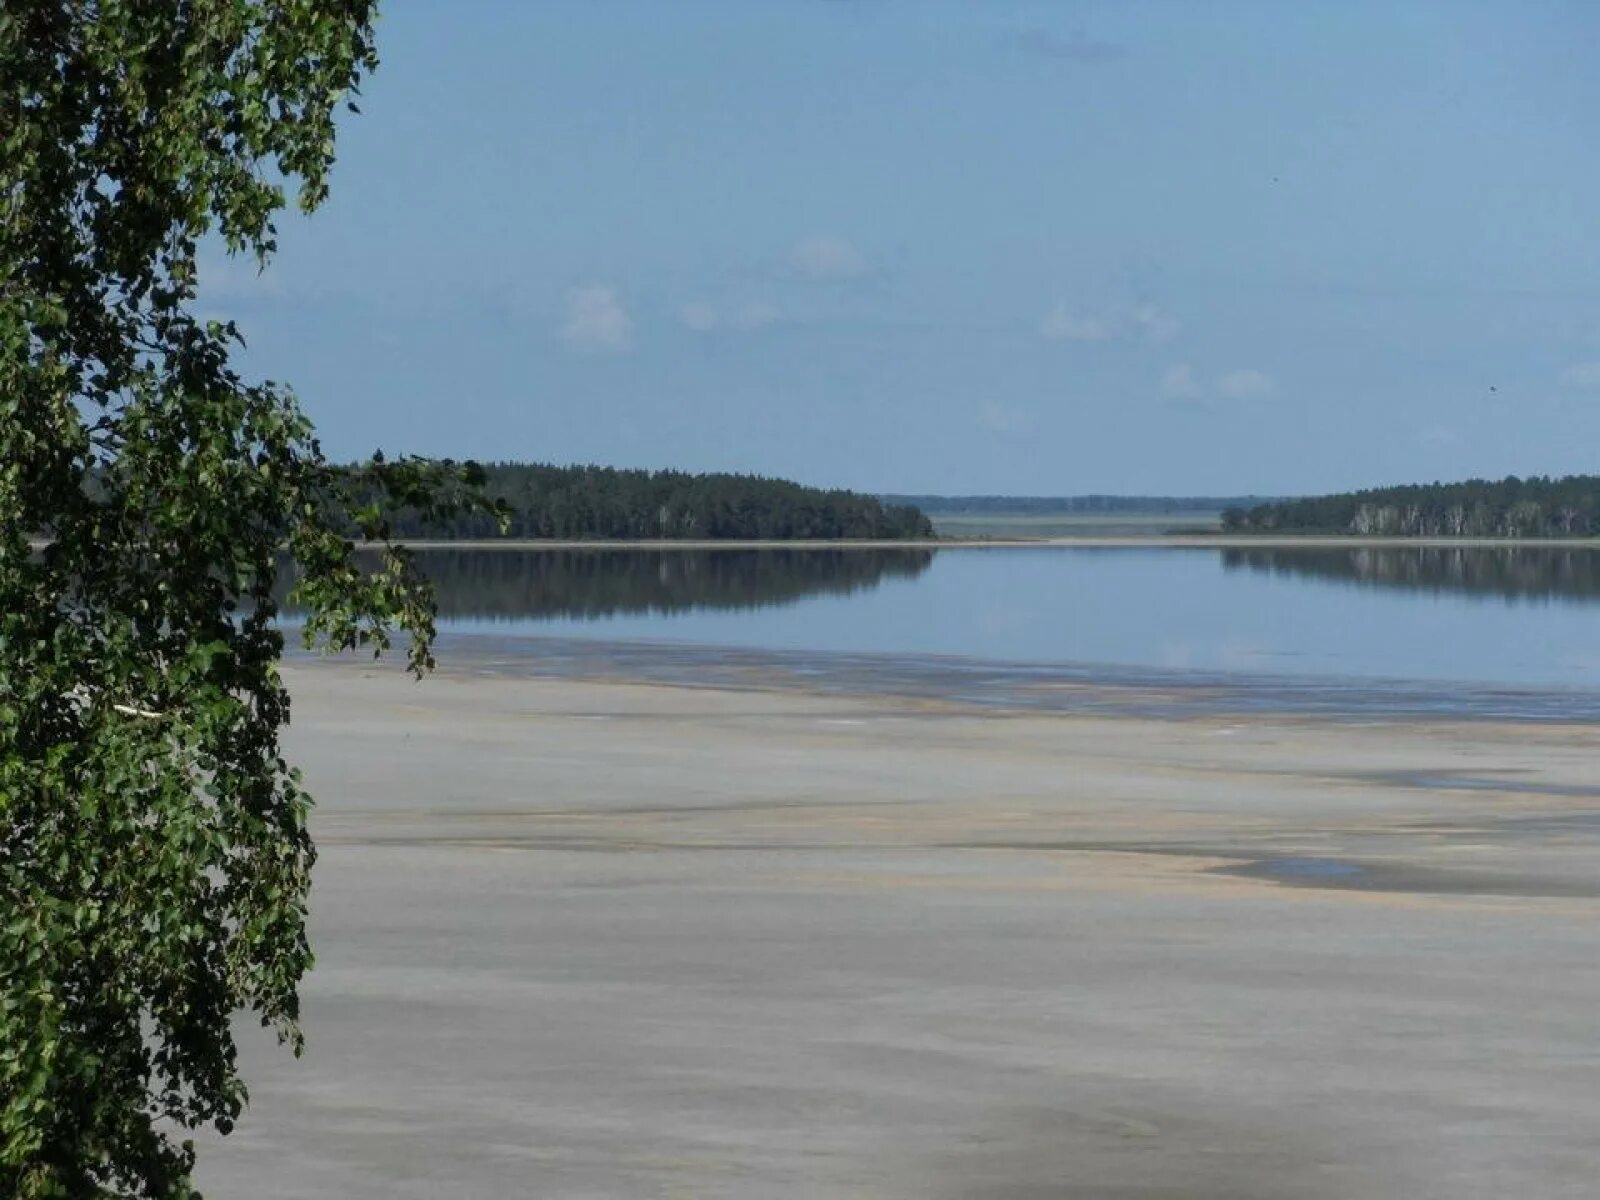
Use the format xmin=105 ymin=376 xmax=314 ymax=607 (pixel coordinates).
xmin=197 ymin=654 xmax=1600 ymax=1198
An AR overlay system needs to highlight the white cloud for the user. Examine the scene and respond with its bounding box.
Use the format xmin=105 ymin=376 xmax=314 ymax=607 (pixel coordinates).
xmin=678 ymin=299 xmax=782 ymax=334
xmin=1216 ymin=368 xmax=1274 ymax=399
xmin=560 ymin=285 xmax=632 ymax=354
xmin=1160 ymin=363 xmax=1201 ymax=399
xmin=1559 ymin=362 xmax=1600 ymax=389
xmin=1040 ymin=301 xmax=1179 ymax=344
xmin=1162 ymin=363 xmax=1275 ymax=402
xmin=731 ymin=300 xmax=782 ymax=330
xmin=679 ymin=300 xmax=720 ymax=332
xmin=789 ymin=234 xmax=868 ymax=281
xmin=1040 ymin=305 xmax=1116 ymax=343
xmin=1130 ymin=302 xmax=1181 ymax=343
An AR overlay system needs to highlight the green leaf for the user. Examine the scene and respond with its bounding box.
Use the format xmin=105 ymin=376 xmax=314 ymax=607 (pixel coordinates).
xmin=0 ymin=5 xmax=484 ymax=1197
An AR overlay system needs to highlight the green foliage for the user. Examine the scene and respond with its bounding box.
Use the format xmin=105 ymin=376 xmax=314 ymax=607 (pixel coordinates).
xmin=370 ymin=462 xmax=935 ymax=541
xmin=0 ymin=6 xmax=495 ymax=1196
xmin=1223 ymin=476 xmax=1600 ymax=537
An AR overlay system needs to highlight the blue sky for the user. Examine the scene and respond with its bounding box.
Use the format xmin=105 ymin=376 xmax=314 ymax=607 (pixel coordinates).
xmin=212 ymin=0 xmax=1600 ymax=495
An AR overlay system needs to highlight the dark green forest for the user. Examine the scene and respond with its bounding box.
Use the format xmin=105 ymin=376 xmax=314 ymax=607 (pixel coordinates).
xmin=368 ymin=463 xmax=934 ymax=540
xmin=1223 ymin=476 xmax=1600 ymax=537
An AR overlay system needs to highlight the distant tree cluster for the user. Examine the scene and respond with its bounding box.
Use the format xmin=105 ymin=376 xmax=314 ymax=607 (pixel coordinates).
xmin=888 ymin=494 xmax=1277 ymax=515
xmin=366 ymin=463 xmax=934 ymax=540
xmin=1223 ymin=476 xmax=1600 ymax=537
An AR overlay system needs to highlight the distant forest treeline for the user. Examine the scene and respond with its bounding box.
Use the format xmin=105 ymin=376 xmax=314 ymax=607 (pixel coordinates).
xmin=1223 ymin=476 xmax=1600 ymax=538
xmin=885 ymin=494 xmax=1278 ymax=515
xmin=367 ymin=463 xmax=934 ymax=540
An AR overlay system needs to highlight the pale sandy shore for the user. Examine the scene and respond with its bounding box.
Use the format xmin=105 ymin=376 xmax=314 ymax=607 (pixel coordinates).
xmin=198 ymin=660 xmax=1600 ymax=1198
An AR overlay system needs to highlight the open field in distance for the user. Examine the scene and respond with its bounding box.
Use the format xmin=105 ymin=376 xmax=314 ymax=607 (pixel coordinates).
xmin=928 ymin=511 xmax=1225 ymax=538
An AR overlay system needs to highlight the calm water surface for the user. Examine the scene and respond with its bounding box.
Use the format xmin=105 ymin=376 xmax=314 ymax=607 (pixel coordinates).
xmin=358 ymin=545 xmax=1600 ymax=690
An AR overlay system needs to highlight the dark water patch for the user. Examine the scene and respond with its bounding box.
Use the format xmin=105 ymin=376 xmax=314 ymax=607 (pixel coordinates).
xmin=1248 ymin=856 xmax=1365 ymax=879
xmin=1355 ymin=770 xmax=1600 ymax=800
xmin=1218 ymin=857 xmax=1600 ymax=899
xmin=1437 ymin=812 xmax=1600 ymax=839
xmin=1495 ymin=812 xmax=1600 ymax=834
xmin=924 ymin=1100 xmax=1364 ymax=1200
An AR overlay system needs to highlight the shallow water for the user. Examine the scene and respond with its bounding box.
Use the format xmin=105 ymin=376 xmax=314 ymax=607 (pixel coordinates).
xmin=322 ymin=545 xmax=1600 ymax=686
xmin=404 ymin=632 xmax=1600 ymax=724
xmin=281 ymin=543 xmax=1600 ymax=717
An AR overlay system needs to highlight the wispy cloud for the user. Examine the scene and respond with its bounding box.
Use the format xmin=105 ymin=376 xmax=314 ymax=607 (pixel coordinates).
xmin=679 ymin=300 xmax=720 ymax=333
xmin=789 ymin=234 xmax=869 ymax=281
xmin=1041 ymin=301 xmax=1180 ymax=344
xmin=1011 ymin=27 xmax=1127 ymax=64
xmin=1161 ymin=363 xmax=1276 ymax=402
xmin=1559 ymin=361 xmax=1600 ymax=389
xmin=732 ymin=300 xmax=783 ymax=329
xmin=678 ymin=299 xmax=783 ymax=333
xmin=1129 ymin=303 xmax=1180 ymax=343
xmin=1040 ymin=305 xmax=1116 ymax=343
xmin=560 ymin=285 xmax=632 ymax=354
xmin=1160 ymin=363 xmax=1201 ymax=399
xmin=1216 ymin=368 xmax=1275 ymax=399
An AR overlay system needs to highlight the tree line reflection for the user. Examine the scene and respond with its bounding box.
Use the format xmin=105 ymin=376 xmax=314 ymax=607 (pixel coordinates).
xmin=279 ymin=547 xmax=935 ymax=621
xmin=1221 ymin=546 xmax=1600 ymax=604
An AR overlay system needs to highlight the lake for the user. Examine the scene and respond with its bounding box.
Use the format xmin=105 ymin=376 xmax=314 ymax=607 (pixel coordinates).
xmin=285 ymin=544 xmax=1600 ymax=719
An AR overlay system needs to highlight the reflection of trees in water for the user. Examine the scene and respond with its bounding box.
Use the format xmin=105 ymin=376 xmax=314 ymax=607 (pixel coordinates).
xmin=279 ymin=548 xmax=935 ymax=621
xmin=1221 ymin=547 xmax=1600 ymax=603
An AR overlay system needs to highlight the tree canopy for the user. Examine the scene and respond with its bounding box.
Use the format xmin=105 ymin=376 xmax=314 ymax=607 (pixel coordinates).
xmin=1 ymin=5 xmax=488 ymax=1196
xmin=1222 ymin=476 xmax=1600 ymax=537
xmin=370 ymin=462 xmax=935 ymax=541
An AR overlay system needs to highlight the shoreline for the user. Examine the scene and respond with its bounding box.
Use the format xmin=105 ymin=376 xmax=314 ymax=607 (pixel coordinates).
xmin=378 ymin=534 xmax=1600 ymax=550
xmin=32 ymin=534 xmax=1600 ymax=552
xmin=354 ymin=631 xmax=1600 ymax=726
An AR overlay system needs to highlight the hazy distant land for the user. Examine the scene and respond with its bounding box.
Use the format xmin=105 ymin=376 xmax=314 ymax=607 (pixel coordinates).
xmin=881 ymin=493 xmax=1275 ymax=538
xmin=901 ymin=479 xmax=1600 ymax=541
